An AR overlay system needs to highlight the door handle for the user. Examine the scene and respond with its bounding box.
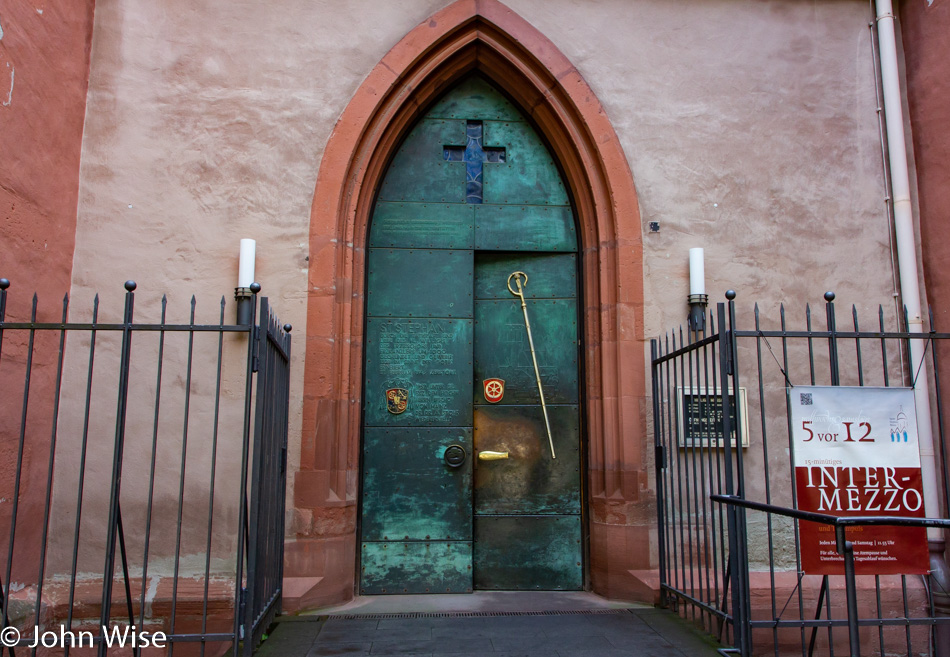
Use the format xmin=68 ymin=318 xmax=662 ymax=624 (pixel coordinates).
xmin=477 ymin=450 xmax=509 ymax=461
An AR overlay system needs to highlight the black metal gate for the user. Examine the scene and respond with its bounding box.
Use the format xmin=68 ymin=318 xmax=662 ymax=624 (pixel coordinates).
xmin=242 ymin=298 xmax=291 ymax=655
xmin=0 ymin=278 xmax=291 ymax=656
xmin=652 ymin=291 xmax=950 ymax=657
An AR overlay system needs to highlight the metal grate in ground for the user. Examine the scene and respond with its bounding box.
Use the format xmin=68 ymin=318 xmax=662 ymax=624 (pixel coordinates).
xmin=331 ymin=608 xmax=636 ymax=620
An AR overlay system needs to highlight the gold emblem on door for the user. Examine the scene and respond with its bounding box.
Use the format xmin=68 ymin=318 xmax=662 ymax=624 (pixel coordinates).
xmin=386 ymin=388 xmax=409 ymax=414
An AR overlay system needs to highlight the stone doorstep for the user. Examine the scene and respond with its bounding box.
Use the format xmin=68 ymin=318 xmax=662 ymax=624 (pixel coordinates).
xmin=260 ymin=607 xmax=724 ymax=657
xmin=285 ymin=569 xmax=925 ymax=614
xmin=5 ymin=574 xmax=331 ymax=653
xmin=281 ymin=576 xmax=325 ymax=612
xmin=626 ymin=569 xmax=663 ymax=605
xmin=632 ymin=568 xmax=932 ymax=655
xmin=5 ymin=576 xmax=236 ymax=632
xmin=6 ymin=577 xmax=238 ymax=657
xmin=630 ymin=568 xmax=928 ymax=602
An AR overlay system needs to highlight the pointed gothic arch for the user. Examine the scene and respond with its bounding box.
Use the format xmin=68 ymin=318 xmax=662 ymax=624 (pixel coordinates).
xmin=294 ymin=0 xmax=647 ymax=608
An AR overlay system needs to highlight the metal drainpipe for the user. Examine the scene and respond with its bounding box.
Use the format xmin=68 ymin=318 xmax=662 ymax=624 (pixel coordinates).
xmin=874 ymin=0 xmax=950 ymax=651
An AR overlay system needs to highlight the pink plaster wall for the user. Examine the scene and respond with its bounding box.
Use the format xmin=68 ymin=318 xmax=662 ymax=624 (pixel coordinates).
xmin=63 ymin=0 xmax=900 ymax=610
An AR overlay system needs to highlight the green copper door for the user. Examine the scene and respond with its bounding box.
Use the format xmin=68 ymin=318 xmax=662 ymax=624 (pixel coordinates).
xmin=361 ymin=77 xmax=581 ymax=594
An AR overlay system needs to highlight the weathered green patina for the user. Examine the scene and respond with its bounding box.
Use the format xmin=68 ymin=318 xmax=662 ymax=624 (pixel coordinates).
xmin=425 ymin=79 xmax=523 ymax=121
xmin=363 ymin=318 xmax=473 ymax=427
xmin=474 ymin=516 xmax=583 ymax=591
xmin=474 ymin=205 xmax=576 ymax=251
xmin=377 ymin=120 xmax=468 ymax=204
xmin=361 ymin=542 xmax=473 ymax=594
xmin=474 ymin=299 xmax=578 ymax=405
xmin=481 ymin=121 xmax=569 ymax=206
xmin=362 ymin=427 xmax=473 ymax=540
xmin=361 ymin=76 xmax=581 ymax=594
xmin=370 ymin=203 xmax=474 ymax=250
xmin=474 ymin=252 xmax=577 ymax=299
xmin=367 ymin=249 xmax=473 ymax=318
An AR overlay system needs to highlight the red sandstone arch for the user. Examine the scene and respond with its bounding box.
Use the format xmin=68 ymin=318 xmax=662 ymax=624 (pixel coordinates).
xmin=293 ymin=0 xmax=647 ymax=608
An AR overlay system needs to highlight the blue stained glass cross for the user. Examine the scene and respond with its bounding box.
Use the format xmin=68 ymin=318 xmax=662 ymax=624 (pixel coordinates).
xmin=443 ymin=121 xmax=506 ymax=204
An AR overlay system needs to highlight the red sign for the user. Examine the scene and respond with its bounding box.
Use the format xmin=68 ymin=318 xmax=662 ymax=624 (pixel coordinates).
xmin=790 ymin=386 xmax=928 ymax=575
xmin=483 ymin=378 xmax=505 ymax=403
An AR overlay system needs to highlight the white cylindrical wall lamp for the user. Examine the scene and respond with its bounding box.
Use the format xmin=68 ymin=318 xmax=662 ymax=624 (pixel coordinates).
xmin=688 ymin=247 xmax=709 ymax=332
xmin=235 ymin=238 xmax=259 ymax=325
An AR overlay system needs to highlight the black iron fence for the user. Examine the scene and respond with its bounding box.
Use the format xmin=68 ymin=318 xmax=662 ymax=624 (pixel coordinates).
xmin=0 ymin=279 xmax=291 ymax=656
xmin=652 ymin=292 xmax=950 ymax=657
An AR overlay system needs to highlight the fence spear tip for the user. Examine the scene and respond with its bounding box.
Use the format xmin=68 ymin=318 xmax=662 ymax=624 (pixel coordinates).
xmin=124 ymin=280 xmax=136 ymax=292
xmin=0 ymin=278 xmax=9 ymax=290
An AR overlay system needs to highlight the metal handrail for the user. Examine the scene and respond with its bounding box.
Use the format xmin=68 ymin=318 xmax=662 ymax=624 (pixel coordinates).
xmin=711 ymin=494 xmax=950 ymax=531
xmin=711 ymin=494 xmax=950 ymax=657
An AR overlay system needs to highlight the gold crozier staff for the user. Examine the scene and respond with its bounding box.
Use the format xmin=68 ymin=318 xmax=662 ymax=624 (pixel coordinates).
xmin=507 ymin=271 xmax=556 ymax=459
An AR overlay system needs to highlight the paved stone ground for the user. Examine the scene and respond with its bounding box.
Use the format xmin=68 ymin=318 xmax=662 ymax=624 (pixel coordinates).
xmin=254 ymin=608 xmax=724 ymax=657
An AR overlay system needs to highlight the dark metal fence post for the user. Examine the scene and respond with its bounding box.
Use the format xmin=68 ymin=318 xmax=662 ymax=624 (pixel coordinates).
xmin=719 ymin=293 xmax=742 ymax=503
xmin=0 ymin=278 xmax=8 ymax=351
xmin=835 ymin=526 xmax=861 ymax=657
xmin=718 ymin=295 xmax=752 ymax=657
xmin=720 ymin=290 xmax=752 ymax=655
xmin=33 ymin=295 xmax=70 ymax=643
xmin=234 ymin=283 xmax=261 ymax=656
xmin=652 ymin=338 xmax=668 ymax=608
xmin=825 ymin=292 xmax=840 ymax=386
xmin=244 ymin=297 xmax=268 ymax=657
xmin=927 ymin=310 xmax=950 ymax=657
xmin=4 ymin=293 xmax=37 ymax=642
xmin=98 ymin=281 xmax=137 ymax=657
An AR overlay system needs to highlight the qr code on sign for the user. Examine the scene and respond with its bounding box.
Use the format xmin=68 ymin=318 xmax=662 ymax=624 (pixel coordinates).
xmin=800 ymin=393 xmax=813 ymax=406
